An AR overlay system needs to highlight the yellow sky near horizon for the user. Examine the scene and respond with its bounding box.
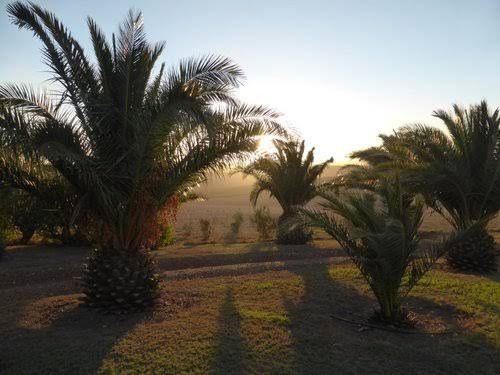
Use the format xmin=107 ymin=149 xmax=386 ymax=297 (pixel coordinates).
xmin=240 ymin=78 xmax=445 ymax=163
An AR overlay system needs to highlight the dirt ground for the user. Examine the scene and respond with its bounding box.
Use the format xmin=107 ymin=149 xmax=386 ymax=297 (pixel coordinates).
xmin=1 ymin=242 xmax=499 ymax=374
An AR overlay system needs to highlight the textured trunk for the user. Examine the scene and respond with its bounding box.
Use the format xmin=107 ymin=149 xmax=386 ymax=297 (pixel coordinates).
xmin=276 ymin=210 xmax=311 ymax=245
xmin=446 ymin=227 xmax=497 ymax=273
xmin=373 ymin=287 xmax=405 ymax=324
xmin=81 ymin=247 xmax=159 ymax=312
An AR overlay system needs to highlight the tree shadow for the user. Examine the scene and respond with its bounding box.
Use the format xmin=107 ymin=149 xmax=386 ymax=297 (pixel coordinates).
xmin=157 ymin=242 xmax=341 ymax=272
xmin=0 ymin=294 xmax=146 ymax=374
xmin=283 ymin=263 xmax=374 ymax=373
xmin=283 ymin=263 xmax=500 ymax=374
xmin=211 ymin=288 xmax=247 ymax=374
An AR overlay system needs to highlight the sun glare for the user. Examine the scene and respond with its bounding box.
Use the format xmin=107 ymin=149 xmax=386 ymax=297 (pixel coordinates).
xmin=257 ymin=135 xmax=276 ymax=154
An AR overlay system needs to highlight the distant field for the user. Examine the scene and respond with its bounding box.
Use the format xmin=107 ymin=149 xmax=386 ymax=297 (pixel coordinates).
xmin=176 ymin=169 xmax=500 ymax=243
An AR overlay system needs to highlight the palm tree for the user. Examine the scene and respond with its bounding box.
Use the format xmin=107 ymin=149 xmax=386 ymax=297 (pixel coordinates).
xmin=350 ymin=102 xmax=499 ymax=273
xmin=0 ymin=144 xmax=81 ymax=244
xmin=300 ymin=177 xmax=467 ymax=324
xmin=240 ymin=139 xmax=332 ymax=244
xmin=0 ymin=3 xmax=284 ymax=311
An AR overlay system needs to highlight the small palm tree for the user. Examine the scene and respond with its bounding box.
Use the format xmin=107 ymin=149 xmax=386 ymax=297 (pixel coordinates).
xmin=351 ymin=102 xmax=499 ymax=273
xmin=240 ymin=139 xmax=332 ymax=244
xmin=300 ymin=177 xmax=465 ymax=324
xmin=0 ymin=3 xmax=283 ymax=311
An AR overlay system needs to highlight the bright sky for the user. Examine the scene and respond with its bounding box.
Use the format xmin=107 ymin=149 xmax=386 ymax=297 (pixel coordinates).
xmin=1 ymin=0 xmax=500 ymax=162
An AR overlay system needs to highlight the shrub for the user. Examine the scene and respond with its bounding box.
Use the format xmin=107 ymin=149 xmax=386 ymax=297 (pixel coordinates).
xmin=301 ymin=178 xmax=467 ymax=325
xmin=181 ymin=223 xmax=193 ymax=240
xmin=199 ymin=219 xmax=212 ymax=242
xmin=250 ymin=206 xmax=276 ymax=241
xmin=159 ymin=224 xmax=175 ymax=246
xmin=225 ymin=211 xmax=244 ymax=243
xmin=350 ymin=102 xmax=500 ymax=273
xmin=239 ymin=139 xmax=332 ymax=244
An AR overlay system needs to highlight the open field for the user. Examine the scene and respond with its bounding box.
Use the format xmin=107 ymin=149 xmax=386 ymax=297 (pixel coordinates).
xmin=176 ymin=172 xmax=500 ymax=243
xmin=1 ymin=241 xmax=499 ymax=374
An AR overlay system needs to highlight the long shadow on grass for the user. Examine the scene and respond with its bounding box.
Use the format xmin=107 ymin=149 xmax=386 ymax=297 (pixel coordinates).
xmin=283 ymin=263 xmax=374 ymax=374
xmin=0 ymin=297 xmax=144 ymax=374
xmin=283 ymin=263 xmax=500 ymax=374
xmin=157 ymin=242 xmax=341 ymax=272
xmin=211 ymin=288 xmax=247 ymax=374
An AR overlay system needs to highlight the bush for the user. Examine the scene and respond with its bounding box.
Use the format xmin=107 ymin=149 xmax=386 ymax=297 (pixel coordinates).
xmin=181 ymin=222 xmax=193 ymax=240
xmin=225 ymin=211 xmax=244 ymax=243
xmin=159 ymin=224 xmax=175 ymax=246
xmin=250 ymin=206 xmax=276 ymax=241
xmin=199 ymin=219 xmax=212 ymax=242
xmin=10 ymin=192 xmax=49 ymax=244
xmin=301 ymin=179 xmax=463 ymax=324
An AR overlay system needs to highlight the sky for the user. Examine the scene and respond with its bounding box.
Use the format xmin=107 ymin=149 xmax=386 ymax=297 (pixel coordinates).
xmin=1 ymin=0 xmax=500 ymax=162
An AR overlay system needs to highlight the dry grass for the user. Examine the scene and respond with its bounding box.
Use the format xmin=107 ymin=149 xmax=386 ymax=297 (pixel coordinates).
xmin=1 ymin=241 xmax=499 ymax=374
xmin=176 ymin=172 xmax=500 ymax=243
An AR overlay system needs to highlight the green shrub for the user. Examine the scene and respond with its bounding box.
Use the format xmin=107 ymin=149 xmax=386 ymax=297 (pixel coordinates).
xmin=301 ymin=178 xmax=469 ymax=324
xmin=250 ymin=206 xmax=276 ymax=241
xmin=225 ymin=211 xmax=244 ymax=243
xmin=159 ymin=224 xmax=175 ymax=246
xmin=199 ymin=219 xmax=212 ymax=242
xmin=181 ymin=223 xmax=193 ymax=240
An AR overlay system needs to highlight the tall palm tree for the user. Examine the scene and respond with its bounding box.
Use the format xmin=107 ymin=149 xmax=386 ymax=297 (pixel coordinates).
xmin=240 ymin=139 xmax=332 ymax=244
xmin=350 ymin=102 xmax=499 ymax=273
xmin=0 ymin=2 xmax=284 ymax=311
xmin=300 ymin=177 xmax=468 ymax=324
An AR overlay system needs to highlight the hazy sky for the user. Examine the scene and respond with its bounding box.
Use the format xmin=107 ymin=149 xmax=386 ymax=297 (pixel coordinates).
xmin=1 ymin=0 xmax=500 ymax=161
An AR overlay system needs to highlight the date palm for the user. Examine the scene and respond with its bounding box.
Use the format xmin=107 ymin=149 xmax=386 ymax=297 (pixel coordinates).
xmin=350 ymin=102 xmax=499 ymax=273
xmin=240 ymin=139 xmax=332 ymax=244
xmin=300 ymin=177 xmax=467 ymax=324
xmin=0 ymin=2 xmax=283 ymax=311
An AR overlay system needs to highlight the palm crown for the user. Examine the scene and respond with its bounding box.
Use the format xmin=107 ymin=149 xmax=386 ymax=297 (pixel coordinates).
xmin=240 ymin=139 xmax=332 ymax=244
xmin=242 ymin=139 xmax=332 ymax=213
xmin=349 ymin=101 xmax=499 ymax=272
xmin=352 ymin=101 xmax=500 ymax=229
xmin=300 ymin=177 xmax=464 ymax=322
xmin=0 ymin=3 xmax=284 ymax=250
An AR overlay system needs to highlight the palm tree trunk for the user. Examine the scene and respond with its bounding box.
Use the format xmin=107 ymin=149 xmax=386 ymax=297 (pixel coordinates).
xmin=81 ymin=246 xmax=160 ymax=312
xmin=276 ymin=210 xmax=311 ymax=245
xmin=446 ymin=226 xmax=497 ymax=273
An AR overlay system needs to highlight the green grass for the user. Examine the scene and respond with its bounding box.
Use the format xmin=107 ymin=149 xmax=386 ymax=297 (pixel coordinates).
xmin=0 ymin=245 xmax=499 ymax=374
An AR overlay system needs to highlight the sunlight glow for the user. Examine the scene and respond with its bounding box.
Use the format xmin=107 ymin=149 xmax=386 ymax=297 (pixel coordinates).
xmin=257 ymin=135 xmax=276 ymax=154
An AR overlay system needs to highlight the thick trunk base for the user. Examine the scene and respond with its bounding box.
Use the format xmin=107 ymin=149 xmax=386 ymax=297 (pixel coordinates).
xmin=369 ymin=307 xmax=414 ymax=328
xmin=81 ymin=248 xmax=160 ymax=313
xmin=276 ymin=213 xmax=311 ymax=245
xmin=446 ymin=229 xmax=497 ymax=273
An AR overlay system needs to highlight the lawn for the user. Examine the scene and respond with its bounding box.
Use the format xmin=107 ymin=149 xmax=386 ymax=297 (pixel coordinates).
xmin=1 ymin=243 xmax=499 ymax=374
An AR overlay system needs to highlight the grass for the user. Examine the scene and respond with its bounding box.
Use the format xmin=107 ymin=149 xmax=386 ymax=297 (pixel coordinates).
xmin=155 ymin=240 xmax=343 ymax=270
xmin=0 ymin=243 xmax=499 ymax=374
